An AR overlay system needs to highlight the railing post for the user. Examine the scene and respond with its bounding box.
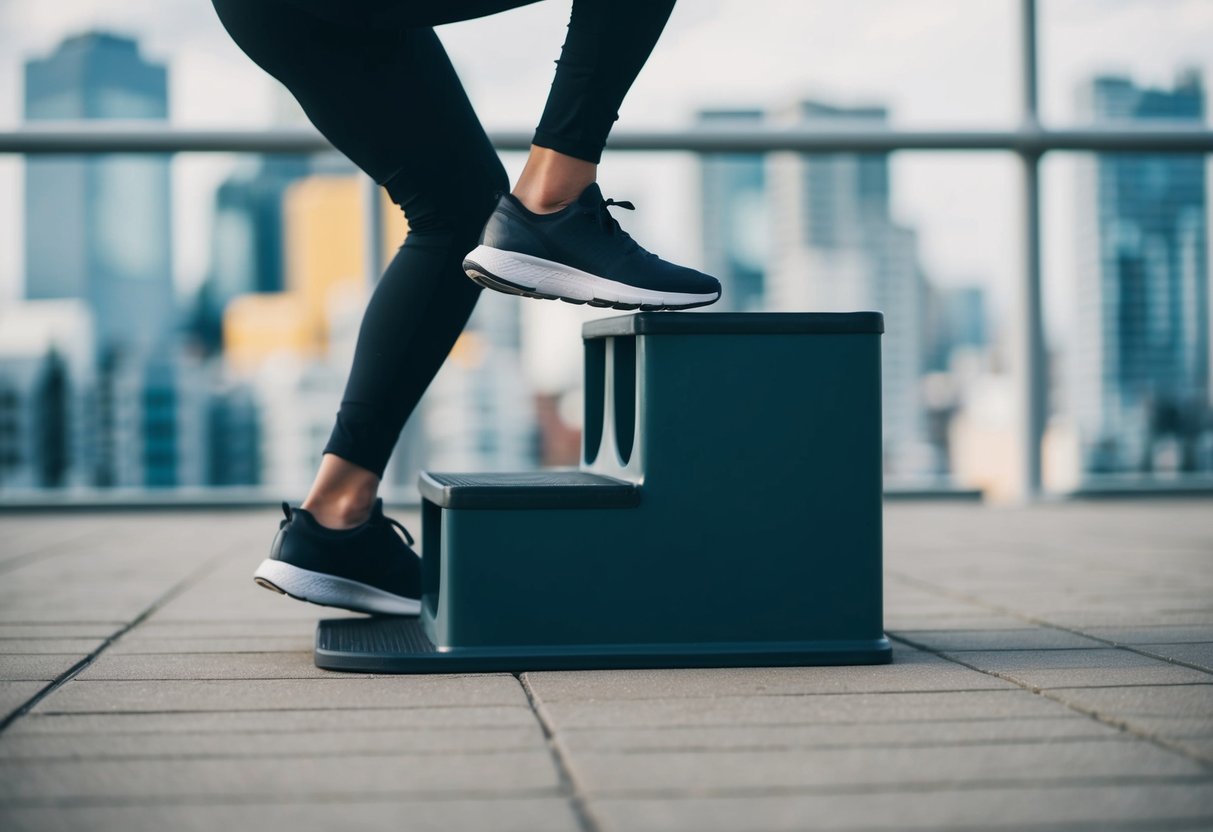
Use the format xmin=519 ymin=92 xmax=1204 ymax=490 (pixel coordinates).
xmin=1018 ymin=0 xmax=1047 ymax=501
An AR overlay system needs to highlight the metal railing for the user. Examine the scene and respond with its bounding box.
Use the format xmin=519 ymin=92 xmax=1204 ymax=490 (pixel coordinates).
xmin=3 ymin=123 xmax=1211 ymax=155
xmin=2 ymin=0 xmax=1212 ymax=501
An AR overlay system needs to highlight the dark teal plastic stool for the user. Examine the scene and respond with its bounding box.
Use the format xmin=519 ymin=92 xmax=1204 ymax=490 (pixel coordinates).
xmin=315 ymin=312 xmax=892 ymax=672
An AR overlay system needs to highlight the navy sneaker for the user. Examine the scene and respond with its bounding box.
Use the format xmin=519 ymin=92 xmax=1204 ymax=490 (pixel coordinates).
xmin=463 ymin=183 xmax=721 ymax=311
xmin=253 ymin=500 xmax=421 ymax=616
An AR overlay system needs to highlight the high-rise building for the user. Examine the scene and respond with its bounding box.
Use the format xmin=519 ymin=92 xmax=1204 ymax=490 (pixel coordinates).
xmin=422 ymin=277 xmax=537 ymax=476
xmin=23 ymin=32 xmax=175 ymax=354
xmin=23 ymin=32 xmax=188 ymax=488
xmin=215 ymin=157 xmax=312 ymax=297
xmin=192 ymin=156 xmax=312 ymax=351
xmin=205 ymin=384 xmax=261 ymax=487
xmin=925 ymin=285 xmax=988 ymax=373
xmin=1073 ymin=71 xmax=1210 ymax=476
xmin=698 ymin=109 xmax=768 ymax=312
xmin=220 ymin=173 xmax=432 ymax=492
xmin=766 ymin=101 xmax=931 ymax=476
xmin=0 ymin=301 xmax=95 ymax=489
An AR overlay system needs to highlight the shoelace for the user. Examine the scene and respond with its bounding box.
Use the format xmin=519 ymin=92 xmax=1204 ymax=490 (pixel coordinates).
xmin=384 ymin=515 xmax=415 ymax=547
xmin=280 ymin=500 xmax=415 ymax=546
xmin=596 ymin=197 xmax=641 ymax=253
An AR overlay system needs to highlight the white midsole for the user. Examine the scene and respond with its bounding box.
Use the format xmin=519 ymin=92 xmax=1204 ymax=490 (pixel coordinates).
xmin=465 ymin=244 xmax=720 ymax=307
xmin=253 ymin=559 xmax=421 ymax=616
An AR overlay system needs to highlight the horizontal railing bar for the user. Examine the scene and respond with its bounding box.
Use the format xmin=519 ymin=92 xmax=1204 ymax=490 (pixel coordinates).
xmin=1 ymin=123 xmax=1212 ymax=154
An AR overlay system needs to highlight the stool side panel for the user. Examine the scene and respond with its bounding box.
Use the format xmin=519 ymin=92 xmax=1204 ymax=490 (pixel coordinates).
xmin=430 ymin=505 xmax=883 ymax=649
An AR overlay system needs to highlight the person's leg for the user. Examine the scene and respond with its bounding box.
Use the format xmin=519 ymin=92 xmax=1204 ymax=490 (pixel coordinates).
xmin=512 ymin=0 xmax=677 ymax=213
xmin=211 ymin=0 xmax=509 ymax=528
xmin=272 ymin=0 xmax=675 ymax=218
xmin=277 ymin=0 xmax=543 ymax=28
xmin=463 ymin=0 xmax=720 ymax=311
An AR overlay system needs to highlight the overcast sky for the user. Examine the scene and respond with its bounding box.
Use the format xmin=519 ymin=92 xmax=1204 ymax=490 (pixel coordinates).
xmin=1 ymin=0 xmax=1210 ymax=368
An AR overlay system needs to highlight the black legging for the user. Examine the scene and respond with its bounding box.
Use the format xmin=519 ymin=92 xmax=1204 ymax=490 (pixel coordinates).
xmin=210 ymin=0 xmax=677 ymax=478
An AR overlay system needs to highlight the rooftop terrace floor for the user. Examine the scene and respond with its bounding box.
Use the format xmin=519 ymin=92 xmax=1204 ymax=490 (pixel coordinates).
xmin=1 ymin=499 xmax=1211 ymax=831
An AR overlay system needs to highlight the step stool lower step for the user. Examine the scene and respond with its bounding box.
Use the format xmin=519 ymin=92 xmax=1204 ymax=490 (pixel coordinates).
xmin=419 ymin=470 xmax=639 ymax=509
xmin=314 ymin=617 xmax=892 ymax=673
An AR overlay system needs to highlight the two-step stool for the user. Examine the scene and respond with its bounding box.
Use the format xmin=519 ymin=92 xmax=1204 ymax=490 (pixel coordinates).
xmin=316 ymin=311 xmax=891 ymax=672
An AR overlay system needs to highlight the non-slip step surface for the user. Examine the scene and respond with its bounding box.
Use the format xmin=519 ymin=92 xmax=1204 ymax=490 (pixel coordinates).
xmin=582 ymin=311 xmax=885 ymax=339
xmin=316 ymin=616 xmax=437 ymax=656
xmin=419 ymin=470 xmax=640 ymax=509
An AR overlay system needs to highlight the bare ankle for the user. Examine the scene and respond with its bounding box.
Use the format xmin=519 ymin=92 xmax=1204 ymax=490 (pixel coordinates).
xmin=301 ymin=492 xmax=374 ymax=529
xmin=301 ymin=454 xmax=380 ymax=530
xmin=513 ymin=145 xmax=597 ymax=215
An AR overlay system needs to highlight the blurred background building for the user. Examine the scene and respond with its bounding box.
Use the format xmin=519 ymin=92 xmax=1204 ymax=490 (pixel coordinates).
xmin=20 ymin=32 xmax=181 ymax=489
xmin=698 ymin=108 xmax=768 ymax=314
xmin=1072 ymin=72 xmax=1211 ymax=478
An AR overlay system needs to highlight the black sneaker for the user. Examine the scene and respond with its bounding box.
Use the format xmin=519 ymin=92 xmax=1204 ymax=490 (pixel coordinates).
xmin=252 ymin=500 xmax=421 ymax=616
xmin=463 ymin=183 xmax=722 ymax=311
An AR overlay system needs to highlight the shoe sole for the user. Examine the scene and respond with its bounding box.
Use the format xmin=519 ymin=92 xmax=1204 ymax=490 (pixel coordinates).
xmin=463 ymin=245 xmax=720 ymax=311
xmin=252 ymin=559 xmax=421 ymax=617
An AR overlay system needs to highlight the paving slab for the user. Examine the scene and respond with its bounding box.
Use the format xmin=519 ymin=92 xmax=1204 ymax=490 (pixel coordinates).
xmin=0 ymin=724 xmax=546 ymax=760
xmin=891 ymin=628 xmax=1107 ymax=652
xmin=564 ymin=739 xmax=1204 ymax=795
xmin=1082 ymin=626 xmax=1213 ymax=645
xmin=0 ymin=654 xmax=86 ymax=682
xmin=128 ymin=620 xmax=327 ymax=638
xmin=1169 ymin=736 xmax=1213 ymax=763
xmin=147 ymin=593 xmax=350 ymax=623
xmin=7 ymin=705 xmax=538 ymax=735
xmin=1041 ymin=611 xmax=1213 ymax=628
xmin=76 ymin=652 xmax=339 ymax=680
xmin=1132 ymin=643 xmax=1213 ymax=671
xmin=0 ymin=624 xmax=122 ymax=639
xmin=0 ymin=798 xmax=581 ymax=832
xmin=881 ymin=613 xmax=1031 ymax=631
xmin=0 ymin=749 xmax=562 ymax=801
xmin=1115 ymin=715 xmax=1213 ymax=739
xmin=32 ymin=676 xmax=528 ymax=713
xmin=0 ymin=681 xmax=47 ymax=717
xmin=524 ymin=649 xmax=1010 ymax=702
xmin=109 ymin=636 xmax=315 ymax=654
xmin=538 ymin=689 xmax=1073 ymax=730
xmin=0 ymin=527 xmax=107 ymax=566
xmin=555 ymin=716 xmax=1121 ymax=752
xmin=1043 ymin=684 xmax=1213 ymax=719
xmin=589 ymin=783 xmax=1213 ymax=832
xmin=944 ymin=648 xmax=1213 ymax=688
xmin=0 ymin=639 xmax=106 ymax=655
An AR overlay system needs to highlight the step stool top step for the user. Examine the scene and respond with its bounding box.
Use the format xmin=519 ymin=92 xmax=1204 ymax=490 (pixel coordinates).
xmin=419 ymin=470 xmax=641 ymax=510
xmin=583 ymin=311 xmax=884 ymax=339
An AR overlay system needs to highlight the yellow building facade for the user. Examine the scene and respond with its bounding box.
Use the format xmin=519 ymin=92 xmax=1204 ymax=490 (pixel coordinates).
xmin=223 ymin=175 xmax=409 ymax=371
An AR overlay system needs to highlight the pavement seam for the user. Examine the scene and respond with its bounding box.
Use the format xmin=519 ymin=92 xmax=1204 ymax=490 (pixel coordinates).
xmin=8 ymin=774 xmax=1211 ymax=809
xmin=0 ymin=787 xmax=566 ymax=810
xmin=0 ymin=548 xmax=233 ymax=736
xmin=27 ymin=704 xmax=535 ymax=716
xmin=7 ymin=712 xmax=1092 ymax=737
xmin=887 ymin=632 xmax=1213 ymax=770
xmin=518 ymin=673 xmax=604 ymax=832
xmin=0 ymin=732 xmax=1140 ymax=763
xmin=0 ymin=747 xmax=554 ymax=763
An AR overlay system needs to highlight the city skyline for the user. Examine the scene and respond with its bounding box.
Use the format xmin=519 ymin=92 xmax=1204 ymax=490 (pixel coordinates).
xmin=1 ymin=18 xmax=1211 ymax=494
